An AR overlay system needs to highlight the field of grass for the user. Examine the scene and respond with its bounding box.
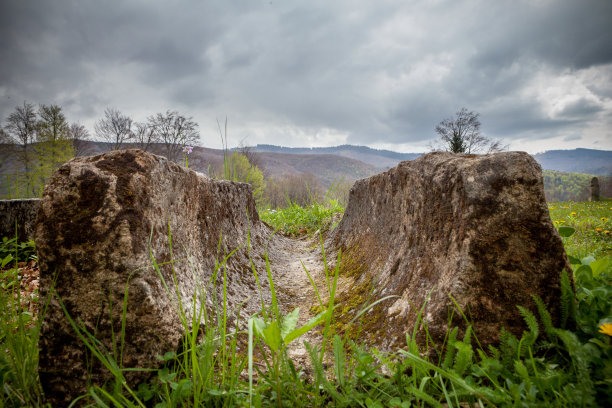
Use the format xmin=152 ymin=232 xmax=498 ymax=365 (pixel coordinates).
xmin=549 ymin=200 xmax=611 ymax=259
xmin=0 ymin=200 xmax=611 ymax=407
xmin=259 ymin=199 xmax=344 ymax=237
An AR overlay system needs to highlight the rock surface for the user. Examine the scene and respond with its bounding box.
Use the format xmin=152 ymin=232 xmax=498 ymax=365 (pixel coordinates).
xmin=327 ymin=151 xmax=571 ymax=352
xmin=0 ymin=198 xmax=40 ymax=241
xmin=35 ymin=149 xmax=276 ymax=405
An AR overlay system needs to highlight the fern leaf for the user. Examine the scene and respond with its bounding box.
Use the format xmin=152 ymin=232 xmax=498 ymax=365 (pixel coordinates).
xmin=488 ymin=344 xmax=500 ymax=360
xmin=442 ymin=327 xmax=458 ymax=370
xmin=532 ymin=294 xmax=555 ymax=341
xmin=514 ymin=360 xmax=531 ymax=384
xmin=462 ymin=325 xmax=473 ymax=346
xmin=499 ymin=328 xmax=518 ymax=372
xmin=517 ymin=305 xmax=539 ymax=348
xmin=560 ymin=269 xmax=576 ymax=329
xmin=554 ymin=329 xmax=595 ymax=404
xmin=453 ymin=341 xmax=473 ymax=377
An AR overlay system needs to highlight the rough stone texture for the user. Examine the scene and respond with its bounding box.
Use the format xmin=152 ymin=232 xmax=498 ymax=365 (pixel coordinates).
xmin=327 ymin=152 xmax=571 ymax=353
xmin=0 ymin=199 xmax=40 ymax=241
xmin=591 ymin=176 xmax=600 ymax=201
xmin=35 ymin=149 xmax=275 ymax=405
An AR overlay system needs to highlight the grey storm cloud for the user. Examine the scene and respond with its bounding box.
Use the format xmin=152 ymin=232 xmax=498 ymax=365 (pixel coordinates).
xmin=1 ymin=0 xmax=611 ymax=152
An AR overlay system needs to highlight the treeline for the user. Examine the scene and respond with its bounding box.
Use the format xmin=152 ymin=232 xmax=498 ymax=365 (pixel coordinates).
xmin=0 ymin=102 xmax=200 ymax=198
xmin=0 ymin=101 xmax=350 ymax=208
xmin=543 ymin=170 xmax=612 ymax=202
xmin=1 ymin=103 xmax=82 ymax=197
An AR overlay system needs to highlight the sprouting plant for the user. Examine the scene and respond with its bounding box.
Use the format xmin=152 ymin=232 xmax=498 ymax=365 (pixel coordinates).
xmin=182 ymin=145 xmax=193 ymax=168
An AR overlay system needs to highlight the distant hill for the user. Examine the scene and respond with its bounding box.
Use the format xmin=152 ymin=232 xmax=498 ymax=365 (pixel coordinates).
xmin=2 ymin=141 xmax=611 ymax=200
xmin=532 ymin=148 xmax=612 ymax=176
xmin=253 ymin=144 xmax=420 ymax=168
xmin=254 ymin=145 xmax=612 ymax=176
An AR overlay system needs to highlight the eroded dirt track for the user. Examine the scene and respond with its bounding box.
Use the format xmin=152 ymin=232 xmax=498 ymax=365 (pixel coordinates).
xmin=269 ymin=235 xmax=330 ymax=366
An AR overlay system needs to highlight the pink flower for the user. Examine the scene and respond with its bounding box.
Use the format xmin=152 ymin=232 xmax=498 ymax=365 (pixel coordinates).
xmin=183 ymin=145 xmax=193 ymax=154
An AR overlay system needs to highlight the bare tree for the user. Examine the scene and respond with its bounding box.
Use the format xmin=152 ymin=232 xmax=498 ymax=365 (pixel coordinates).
xmin=264 ymin=173 xmax=323 ymax=208
xmin=0 ymin=127 xmax=11 ymax=144
xmin=133 ymin=122 xmax=159 ymax=152
xmin=95 ymin=108 xmax=133 ymax=150
xmin=3 ymin=102 xmax=38 ymax=175
xmin=68 ymin=123 xmax=92 ymax=156
xmin=148 ymin=110 xmax=199 ymax=162
xmin=433 ymin=108 xmax=506 ymax=154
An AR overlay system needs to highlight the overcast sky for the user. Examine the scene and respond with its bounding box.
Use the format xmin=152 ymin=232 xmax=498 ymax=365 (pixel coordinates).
xmin=1 ymin=0 xmax=611 ymax=153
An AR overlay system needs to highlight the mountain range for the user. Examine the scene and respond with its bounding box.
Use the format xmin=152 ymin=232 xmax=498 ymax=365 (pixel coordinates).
xmin=252 ymin=144 xmax=612 ymax=179
xmin=1 ymin=142 xmax=610 ymax=194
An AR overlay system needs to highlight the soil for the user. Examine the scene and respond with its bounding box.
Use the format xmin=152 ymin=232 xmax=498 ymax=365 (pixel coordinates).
xmin=269 ymin=234 xmax=330 ymax=367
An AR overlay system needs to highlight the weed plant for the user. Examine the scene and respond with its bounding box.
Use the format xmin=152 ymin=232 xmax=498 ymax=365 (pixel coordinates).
xmin=1 ymin=202 xmax=612 ymax=406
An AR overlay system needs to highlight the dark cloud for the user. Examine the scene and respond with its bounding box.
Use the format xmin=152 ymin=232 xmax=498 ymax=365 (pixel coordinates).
xmin=1 ymin=0 xmax=611 ymax=152
xmin=557 ymin=98 xmax=603 ymax=119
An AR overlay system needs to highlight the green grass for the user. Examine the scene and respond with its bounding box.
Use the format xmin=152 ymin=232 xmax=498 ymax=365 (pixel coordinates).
xmin=549 ymin=200 xmax=612 ymax=258
xmin=259 ymin=199 xmax=344 ymax=237
xmin=1 ymin=200 xmax=612 ymax=407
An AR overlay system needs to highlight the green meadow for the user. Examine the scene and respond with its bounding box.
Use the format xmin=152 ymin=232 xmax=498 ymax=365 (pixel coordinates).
xmin=548 ymin=201 xmax=611 ymax=259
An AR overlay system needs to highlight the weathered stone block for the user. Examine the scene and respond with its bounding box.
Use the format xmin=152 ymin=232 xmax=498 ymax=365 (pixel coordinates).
xmin=591 ymin=176 xmax=600 ymax=201
xmin=327 ymin=152 xmax=570 ymax=352
xmin=35 ymin=149 xmax=273 ymax=405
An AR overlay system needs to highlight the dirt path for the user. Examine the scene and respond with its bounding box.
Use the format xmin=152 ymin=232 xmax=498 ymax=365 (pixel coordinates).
xmin=269 ymin=235 xmax=331 ymax=367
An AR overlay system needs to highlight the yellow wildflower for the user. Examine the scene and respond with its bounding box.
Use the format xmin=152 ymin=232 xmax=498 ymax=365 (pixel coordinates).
xmin=560 ymin=220 xmax=566 ymax=224
xmin=599 ymin=323 xmax=612 ymax=336
xmin=554 ymin=220 xmax=560 ymax=224
xmin=571 ymin=212 xmax=577 ymax=216
xmin=605 ymin=230 xmax=610 ymax=235
xmin=601 ymin=217 xmax=608 ymax=222
xmin=596 ymin=228 xmax=603 ymax=232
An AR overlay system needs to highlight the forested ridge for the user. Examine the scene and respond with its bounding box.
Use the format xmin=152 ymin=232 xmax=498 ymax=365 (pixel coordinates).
xmin=543 ymin=170 xmax=611 ymax=202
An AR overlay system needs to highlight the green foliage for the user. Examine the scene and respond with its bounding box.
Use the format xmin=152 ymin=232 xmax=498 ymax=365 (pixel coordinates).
xmin=34 ymin=104 xmax=75 ymax=194
xmin=260 ymin=199 xmax=344 ymax=236
xmin=1 ymin=103 xmax=76 ymax=198
xmin=216 ymin=151 xmax=267 ymax=206
xmin=0 ymin=238 xmax=43 ymax=407
xmin=0 ymin=237 xmax=36 ymax=263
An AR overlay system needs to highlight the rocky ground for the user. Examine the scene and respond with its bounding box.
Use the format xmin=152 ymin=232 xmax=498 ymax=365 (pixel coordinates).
xmin=270 ymin=235 xmax=328 ymax=365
